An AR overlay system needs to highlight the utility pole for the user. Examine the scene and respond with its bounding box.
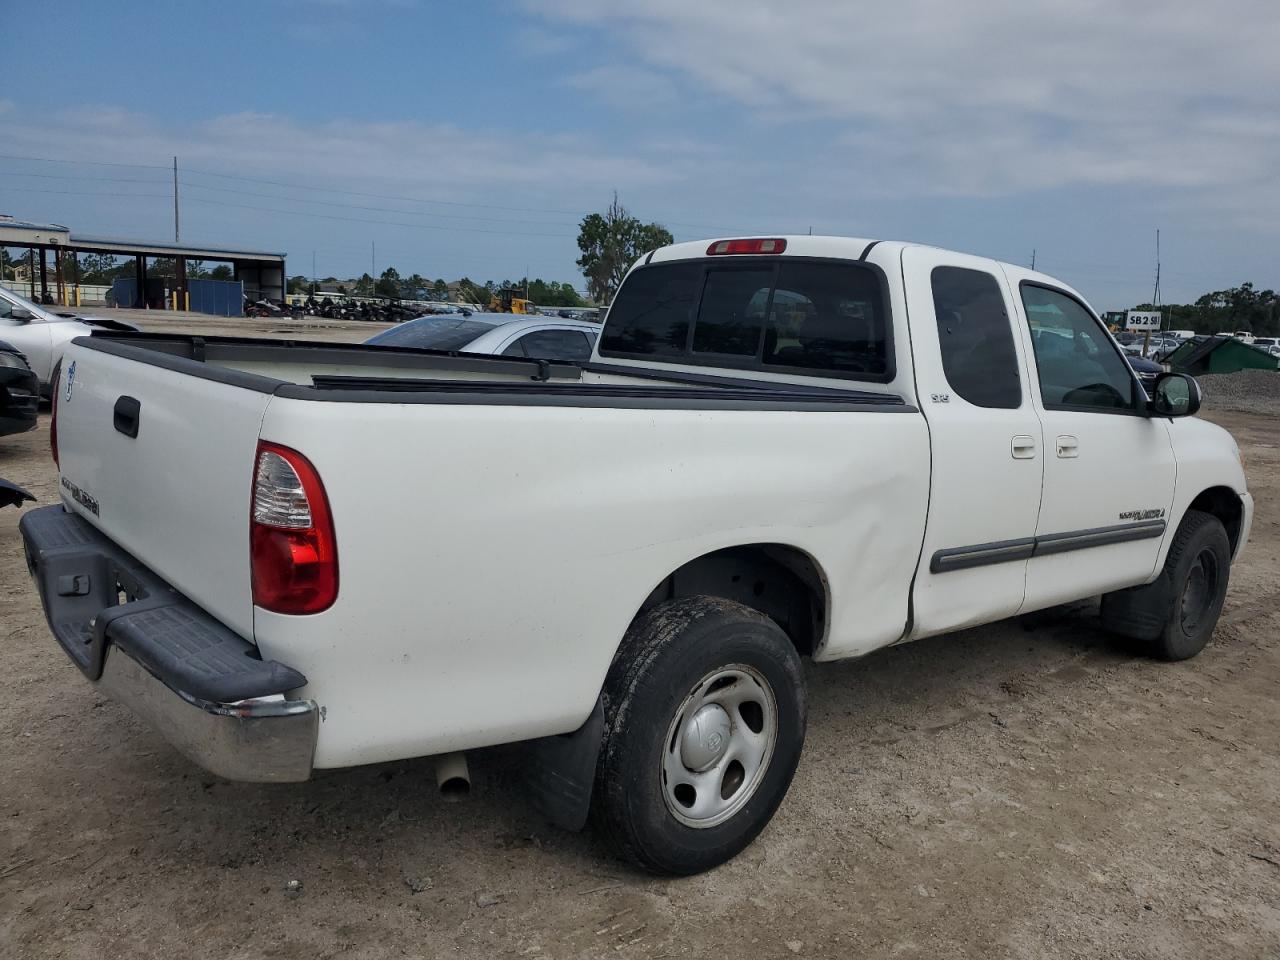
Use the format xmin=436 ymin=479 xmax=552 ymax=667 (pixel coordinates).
xmin=1143 ymin=228 xmax=1162 ymax=357
xmin=371 ymin=241 xmax=375 ymax=279
xmin=173 ymin=157 xmax=180 ymax=243
xmin=312 ymin=250 xmax=316 ymax=288
xmin=1152 ymin=229 xmax=1161 ymax=308
xmin=1031 ymin=249 xmax=1036 ymax=270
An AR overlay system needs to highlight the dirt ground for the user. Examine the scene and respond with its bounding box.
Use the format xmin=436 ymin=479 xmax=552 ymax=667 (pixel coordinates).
xmin=1 ymin=331 xmax=1278 ymax=958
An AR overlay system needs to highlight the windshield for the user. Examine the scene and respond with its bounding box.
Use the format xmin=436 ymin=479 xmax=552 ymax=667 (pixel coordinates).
xmin=366 ymin=317 xmax=499 ymax=351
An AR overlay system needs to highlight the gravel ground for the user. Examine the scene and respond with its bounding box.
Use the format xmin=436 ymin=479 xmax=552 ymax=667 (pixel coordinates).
xmin=1197 ymin=370 xmax=1280 ymax=416
xmin=1 ymin=331 xmax=1278 ymax=959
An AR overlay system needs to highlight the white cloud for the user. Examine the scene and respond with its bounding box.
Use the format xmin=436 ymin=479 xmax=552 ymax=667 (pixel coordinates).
xmin=528 ymin=0 xmax=1280 ymax=203
xmin=562 ymin=64 xmax=684 ymax=108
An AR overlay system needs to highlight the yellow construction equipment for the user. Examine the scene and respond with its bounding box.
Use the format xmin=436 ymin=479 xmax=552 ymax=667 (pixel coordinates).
xmin=488 ymin=288 xmax=538 ymax=314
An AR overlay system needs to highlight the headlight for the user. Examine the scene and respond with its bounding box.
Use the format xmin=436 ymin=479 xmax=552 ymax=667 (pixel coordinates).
xmin=0 ymin=351 xmax=31 ymax=371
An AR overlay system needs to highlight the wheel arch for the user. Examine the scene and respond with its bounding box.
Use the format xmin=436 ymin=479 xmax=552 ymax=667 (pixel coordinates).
xmin=633 ymin=542 xmax=831 ymax=657
xmin=1185 ymin=485 xmax=1244 ymax=554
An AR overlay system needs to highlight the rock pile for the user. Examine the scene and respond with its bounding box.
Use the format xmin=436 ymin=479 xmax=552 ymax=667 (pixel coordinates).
xmin=1196 ymin=369 xmax=1280 ymax=416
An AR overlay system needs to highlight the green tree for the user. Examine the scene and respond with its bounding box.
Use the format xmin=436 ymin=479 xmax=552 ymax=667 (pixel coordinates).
xmin=456 ymin=277 xmax=488 ymax=305
xmin=1128 ymin=283 xmax=1280 ymax=337
xmin=288 ymin=275 xmax=310 ymax=294
xmin=376 ymin=267 xmax=402 ymax=299
xmin=354 ymin=273 xmax=375 ymax=297
xmin=525 ymin=278 xmax=584 ymax=307
xmin=209 ymin=265 xmax=234 ymax=281
xmin=402 ymin=273 xmax=428 ymax=299
xmin=576 ymin=193 xmax=673 ymax=304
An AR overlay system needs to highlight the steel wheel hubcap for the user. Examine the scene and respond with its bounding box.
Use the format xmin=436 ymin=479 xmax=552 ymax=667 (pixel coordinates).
xmin=1180 ymin=548 xmax=1219 ymax=633
xmin=661 ymin=664 xmax=778 ymax=829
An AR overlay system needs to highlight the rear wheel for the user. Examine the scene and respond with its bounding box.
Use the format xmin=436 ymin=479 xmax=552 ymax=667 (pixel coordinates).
xmin=1101 ymin=509 xmax=1231 ymax=661
xmin=591 ymin=596 xmax=806 ymax=875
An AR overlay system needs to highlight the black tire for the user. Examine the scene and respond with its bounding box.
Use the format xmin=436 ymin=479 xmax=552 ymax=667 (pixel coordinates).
xmin=43 ymin=359 xmax=62 ymax=405
xmin=1101 ymin=509 xmax=1231 ymax=661
xmin=590 ymin=596 xmax=806 ymax=875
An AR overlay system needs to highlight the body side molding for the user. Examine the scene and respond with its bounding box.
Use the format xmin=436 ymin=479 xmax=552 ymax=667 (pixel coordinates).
xmin=930 ymin=520 xmax=1167 ymax=574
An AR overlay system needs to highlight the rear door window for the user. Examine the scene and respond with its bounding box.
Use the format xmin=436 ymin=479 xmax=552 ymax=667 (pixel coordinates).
xmin=930 ymin=267 xmax=1021 ymax=408
xmin=600 ymin=259 xmax=890 ymax=380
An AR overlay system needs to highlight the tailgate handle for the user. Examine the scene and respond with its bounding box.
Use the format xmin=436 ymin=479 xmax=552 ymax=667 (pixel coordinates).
xmin=113 ymin=396 xmax=141 ymax=439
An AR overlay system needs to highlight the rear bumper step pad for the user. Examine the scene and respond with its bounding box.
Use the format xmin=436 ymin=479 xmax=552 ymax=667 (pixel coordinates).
xmin=19 ymin=504 xmax=317 ymax=782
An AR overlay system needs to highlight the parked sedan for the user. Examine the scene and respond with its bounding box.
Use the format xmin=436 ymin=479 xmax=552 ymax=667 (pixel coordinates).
xmin=0 ymin=286 xmax=137 ymax=395
xmin=1125 ymin=353 xmax=1164 ymax=397
xmin=365 ymin=313 xmax=600 ymax=362
xmin=0 ymin=340 xmax=40 ymax=436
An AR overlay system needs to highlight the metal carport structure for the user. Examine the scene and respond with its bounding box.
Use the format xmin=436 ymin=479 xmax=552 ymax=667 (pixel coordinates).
xmin=0 ymin=215 xmax=286 ymax=309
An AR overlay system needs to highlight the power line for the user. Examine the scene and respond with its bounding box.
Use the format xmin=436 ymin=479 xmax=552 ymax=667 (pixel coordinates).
xmin=182 ymin=195 xmax=575 ymax=238
xmin=0 ymin=169 xmax=171 ymax=185
xmin=183 ymin=165 xmax=586 ymax=217
xmin=178 ymin=180 xmax=582 ymax=228
xmin=0 ymin=152 xmax=169 ymax=169
xmin=1 ymin=152 xmax=769 ymax=234
xmin=0 ymin=185 xmax=171 ymax=199
xmin=183 ymin=167 xmax=755 ymax=233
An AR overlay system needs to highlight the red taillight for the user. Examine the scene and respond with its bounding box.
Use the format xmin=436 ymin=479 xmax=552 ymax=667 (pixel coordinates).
xmin=706 ymin=238 xmax=787 ymax=256
xmin=250 ymin=441 xmax=338 ymax=615
xmin=50 ymin=364 xmax=60 ymax=468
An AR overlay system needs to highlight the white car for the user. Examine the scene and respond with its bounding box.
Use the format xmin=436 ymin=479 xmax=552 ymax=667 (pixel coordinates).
xmin=364 ymin=312 xmax=599 ymax=362
xmin=0 ymin=286 xmax=136 ymax=394
xmin=21 ymin=235 xmax=1251 ymax=875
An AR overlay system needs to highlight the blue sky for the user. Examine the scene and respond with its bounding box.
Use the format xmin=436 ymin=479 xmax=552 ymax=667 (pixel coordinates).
xmin=3 ymin=0 xmax=1276 ymax=308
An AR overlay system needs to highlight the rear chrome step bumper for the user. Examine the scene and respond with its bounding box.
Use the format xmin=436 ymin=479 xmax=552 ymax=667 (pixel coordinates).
xmin=20 ymin=504 xmax=318 ymax=782
xmin=96 ymin=646 xmax=318 ymax=782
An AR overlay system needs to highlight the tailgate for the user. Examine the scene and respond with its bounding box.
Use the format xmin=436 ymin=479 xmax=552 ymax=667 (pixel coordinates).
xmin=54 ymin=340 xmax=274 ymax=640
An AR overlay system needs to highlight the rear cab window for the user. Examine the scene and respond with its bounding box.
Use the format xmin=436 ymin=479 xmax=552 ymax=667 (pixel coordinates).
xmin=599 ymin=258 xmax=892 ymax=382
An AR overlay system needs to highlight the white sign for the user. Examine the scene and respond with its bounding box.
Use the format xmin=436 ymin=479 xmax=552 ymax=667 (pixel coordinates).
xmin=1126 ymin=310 xmax=1162 ymax=331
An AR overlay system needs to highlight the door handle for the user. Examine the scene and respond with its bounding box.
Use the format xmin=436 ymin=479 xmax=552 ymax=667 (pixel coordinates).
xmin=1011 ymin=435 xmax=1037 ymax=459
xmin=113 ymin=396 xmax=141 ymax=438
xmin=1056 ymin=435 xmax=1078 ymax=458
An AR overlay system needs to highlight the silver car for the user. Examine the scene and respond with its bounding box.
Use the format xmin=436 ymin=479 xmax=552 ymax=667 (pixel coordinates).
xmin=364 ymin=313 xmax=599 ymax=362
xmin=0 ymin=286 xmax=136 ymax=394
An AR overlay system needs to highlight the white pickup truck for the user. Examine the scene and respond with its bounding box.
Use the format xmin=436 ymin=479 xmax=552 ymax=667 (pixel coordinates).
xmin=20 ymin=236 xmax=1252 ymax=874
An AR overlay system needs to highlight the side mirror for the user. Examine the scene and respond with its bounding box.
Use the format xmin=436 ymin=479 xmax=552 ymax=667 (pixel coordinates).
xmin=1149 ymin=372 xmax=1201 ymax=418
xmin=8 ymin=307 xmax=35 ymax=322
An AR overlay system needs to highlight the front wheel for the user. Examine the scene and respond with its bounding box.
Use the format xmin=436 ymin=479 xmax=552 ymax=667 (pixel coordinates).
xmin=1102 ymin=509 xmax=1232 ymax=661
xmin=591 ymin=596 xmax=806 ymax=875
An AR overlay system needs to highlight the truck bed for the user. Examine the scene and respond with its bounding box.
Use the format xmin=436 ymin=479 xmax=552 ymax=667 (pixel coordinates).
xmin=53 ymin=331 xmax=930 ymax=766
xmin=83 ymin=331 xmax=914 ymax=408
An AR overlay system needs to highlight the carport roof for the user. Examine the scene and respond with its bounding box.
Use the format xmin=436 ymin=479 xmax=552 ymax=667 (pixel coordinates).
xmin=67 ymin=234 xmax=286 ymax=262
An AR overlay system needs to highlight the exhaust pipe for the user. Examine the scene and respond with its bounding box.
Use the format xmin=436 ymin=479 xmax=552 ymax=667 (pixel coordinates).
xmin=435 ymin=752 xmax=470 ymax=801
